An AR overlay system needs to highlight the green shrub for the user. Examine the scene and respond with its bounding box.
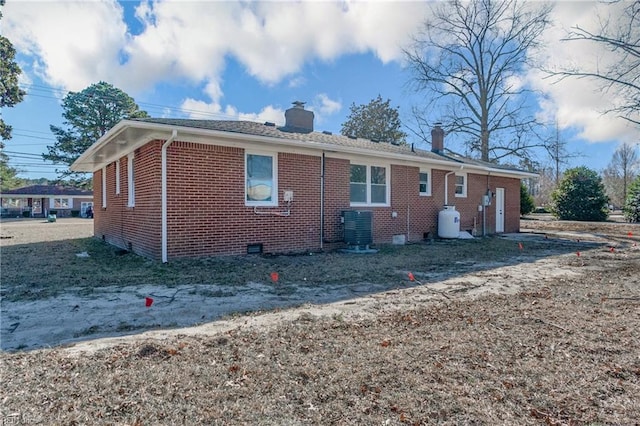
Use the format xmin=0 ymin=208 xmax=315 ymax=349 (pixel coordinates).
xmin=623 ymin=175 xmax=640 ymax=223
xmin=551 ymin=166 xmax=609 ymax=221
xmin=22 ymin=211 xmax=31 ymax=218
xmin=520 ymin=183 xmax=535 ymax=215
xmin=71 ymin=210 xmax=80 ymax=217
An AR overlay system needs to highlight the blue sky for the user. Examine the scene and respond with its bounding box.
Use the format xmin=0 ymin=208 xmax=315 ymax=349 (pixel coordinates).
xmin=2 ymin=0 xmax=638 ymax=180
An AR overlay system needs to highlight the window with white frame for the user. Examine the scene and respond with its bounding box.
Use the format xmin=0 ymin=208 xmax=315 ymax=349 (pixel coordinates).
xmin=245 ymin=152 xmax=277 ymax=206
xmin=455 ymin=172 xmax=467 ymax=197
xmin=2 ymin=198 xmax=23 ymax=208
xmin=419 ymin=169 xmax=431 ymax=196
xmin=350 ymin=163 xmax=389 ymax=206
xmin=50 ymin=197 xmax=72 ymax=209
xmin=102 ymin=166 xmax=107 ymax=208
xmin=127 ymin=153 xmax=135 ymax=207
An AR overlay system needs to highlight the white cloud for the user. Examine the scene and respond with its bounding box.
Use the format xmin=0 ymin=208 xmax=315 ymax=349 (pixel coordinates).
xmin=4 ymin=0 xmax=428 ymax=92
xmin=7 ymin=0 xmax=636 ymax=151
xmin=529 ymin=1 xmax=640 ymax=146
xmin=288 ymin=76 xmax=306 ymax=89
xmin=238 ymin=105 xmax=285 ymax=125
xmin=4 ymin=0 xmax=128 ymax=92
xmin=310 ymin=93 xmax=342 ymax=124
xmin=180 ymin=97 xmax=284 ymax=125
xmin=4 ymin=0 xmax=426 ymax=132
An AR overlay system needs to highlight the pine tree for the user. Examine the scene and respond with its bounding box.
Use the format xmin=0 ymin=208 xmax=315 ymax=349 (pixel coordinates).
xmin=43 ymin=81 xmax=148 ymax=179
xmin=623 ymin=175 xmax=640 ymax=223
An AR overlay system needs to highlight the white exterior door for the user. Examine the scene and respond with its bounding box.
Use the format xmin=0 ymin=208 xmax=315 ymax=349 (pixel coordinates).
xmin=495 ymin=187 xmax=505 ymax=233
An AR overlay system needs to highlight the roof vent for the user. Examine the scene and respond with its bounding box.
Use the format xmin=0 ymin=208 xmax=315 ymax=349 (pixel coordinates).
xmin=322 ymin=130 xmax=332 ymax=135
xmin=264 ymin=121 xmax=276 ymax=127
xmin=347 ymin=135 xmax=357 ymax=140
xmin=283 ymin=101 xmax=314 ymax=133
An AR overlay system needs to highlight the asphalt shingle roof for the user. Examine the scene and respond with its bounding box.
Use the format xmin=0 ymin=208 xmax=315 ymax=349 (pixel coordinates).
xmin=1 ymin=185 xmax=92 ymax=196
xmin=134 ymin=118 xmax=446 ymax=160
xmin=132 ymin=118 xmax=527 ymax=174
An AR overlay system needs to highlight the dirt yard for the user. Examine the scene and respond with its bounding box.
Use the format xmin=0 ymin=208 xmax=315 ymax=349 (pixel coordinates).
xmin=1 ymin=217 xmax=639 ymax=425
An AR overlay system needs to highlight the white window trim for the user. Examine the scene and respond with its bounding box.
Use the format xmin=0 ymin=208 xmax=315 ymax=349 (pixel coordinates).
xmin=50 ymin=197 xmax=73 ymax=209
xmin=101 ymin=166 xmax=107 ymax=208
xmin=419 ymin=168 xmax=432 ymax=196
xmin=127 ymin=153 xmax=135 ymax=207
xmin=2 ymin=198 xmax=23 ymax=208
xmin=115 ymin=160 xmax=120 ymax=195
xmin=454 ymin=172 xmax=467 ymax=198
xmin=245 ymin=151 xmax=278 ymax=207
xmin=350 ymin=162 xmax=391 ymax=207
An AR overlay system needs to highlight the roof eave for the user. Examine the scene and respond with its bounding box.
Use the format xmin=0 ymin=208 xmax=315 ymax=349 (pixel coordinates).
xmin=70 ymin=121 xmax=538 ymax=179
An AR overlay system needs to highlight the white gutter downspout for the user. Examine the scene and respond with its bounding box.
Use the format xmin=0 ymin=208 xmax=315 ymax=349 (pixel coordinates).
xmin=161 ymin=130 xmax=178 ymax=263
xmin=444 ymin=165 xmax=464 ymax=206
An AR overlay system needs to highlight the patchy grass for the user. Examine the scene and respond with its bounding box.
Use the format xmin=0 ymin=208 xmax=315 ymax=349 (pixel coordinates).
xmin=1 ymin=221 xmax=563 ymax=302
xmin=1 ymin=263 xmax=639 ymax=424
xmin=1 ymin=218 xmax=639 ymax=424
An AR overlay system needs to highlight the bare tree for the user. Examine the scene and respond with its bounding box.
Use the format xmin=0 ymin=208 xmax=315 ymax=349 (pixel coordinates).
xmin=545 ymin=119 xmax=582 ymax=184
xmin=548 ymin=1 xmax=640 ymax=126
xmin=404 ymin=0 xmax=553 ymax=163
xmin=532 ymin=165 xmax=557 ymax=209
xmin=603 ymin=143 xmax=640 ymax=207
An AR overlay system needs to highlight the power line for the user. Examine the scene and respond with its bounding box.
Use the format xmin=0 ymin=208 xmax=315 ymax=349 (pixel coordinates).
xmin=2 ymin=142 xmax=53 ymax=146
xmin=12 ymin=128 xmax=53 ymax=136
xmin=7 ymin=133 xmax=55 ymax=142
xmin=18 ymin=82 xmax=246 ymax=121
xmin=3 ymin=150 xmax=48 ymax=158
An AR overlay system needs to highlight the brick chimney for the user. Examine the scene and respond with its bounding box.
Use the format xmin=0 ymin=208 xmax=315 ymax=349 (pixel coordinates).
xmin=283 ymin=101 xmax=314 ymax=133
xmin=431 ymin=122 xmax=444 ymax=154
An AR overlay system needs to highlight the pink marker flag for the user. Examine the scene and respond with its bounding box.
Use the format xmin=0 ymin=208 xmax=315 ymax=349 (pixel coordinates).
xmin=145 ymin=297 xmax=154 ymax=307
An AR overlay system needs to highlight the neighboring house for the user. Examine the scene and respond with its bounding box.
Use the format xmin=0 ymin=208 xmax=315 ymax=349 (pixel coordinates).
xmin=71 ymin=102 xmax=536 ymax=262
xmin=0 ymin=185 xmax=94 ymax=218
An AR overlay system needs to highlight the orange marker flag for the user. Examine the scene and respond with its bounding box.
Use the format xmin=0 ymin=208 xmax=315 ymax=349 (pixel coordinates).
xmin=576 ymin=251 xmax=581 ymax=257
xmin=518 ymin=242 xmax=523 ymax=251
xmin=408 ymin=272 xmax=415 ymax=282
xmin=610 ymin=246 xmax=615 ymax=253
xmin=270 ymin=271 xmax=279 ymax=283
xmin=628 ymin=232 xmax=633 ymax=237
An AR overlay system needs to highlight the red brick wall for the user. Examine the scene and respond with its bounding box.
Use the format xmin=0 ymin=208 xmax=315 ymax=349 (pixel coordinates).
xmin=94 ymin=141 xmax=162 ymax=258
xmin=165 ymin=142 xmax=323 ymax=258
xmin=321 ymin=157 xmax=350 ymax=249
xmin=429 ymin=171 xmax=521 ymax=236
xmin=92 ymin=139 xmax=523 ymax=259
xmin=487 ymin=175 xmax=521 ymax=234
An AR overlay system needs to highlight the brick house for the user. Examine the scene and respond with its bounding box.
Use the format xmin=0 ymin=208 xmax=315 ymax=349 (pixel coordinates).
xmin=0 ymin=185 xmax=93 ymax=218
xmin=71 ymin=103 xmax=535 ymax=262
